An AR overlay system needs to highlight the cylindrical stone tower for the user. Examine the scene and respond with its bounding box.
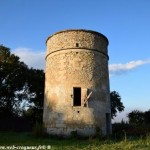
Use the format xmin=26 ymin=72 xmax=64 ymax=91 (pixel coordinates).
xmin=43 ymin=29 xmax=111 ymax=137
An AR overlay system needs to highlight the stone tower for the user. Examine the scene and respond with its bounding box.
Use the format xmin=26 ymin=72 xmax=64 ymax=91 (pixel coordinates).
xmin=43 ymin=29 xmax=111 ymax=137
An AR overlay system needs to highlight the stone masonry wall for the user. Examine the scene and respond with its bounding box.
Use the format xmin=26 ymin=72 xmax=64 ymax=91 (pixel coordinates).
xmin=46 ymin=29 xmax=108 ymax=58
xmin=43 ymin=29 xmax=111 ymax=136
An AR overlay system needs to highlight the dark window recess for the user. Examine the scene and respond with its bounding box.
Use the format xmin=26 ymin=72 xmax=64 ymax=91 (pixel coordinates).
xmin=73 ymin=87 xmax=81 ymax=106
xmin=76 ymin=43 xmax=79 ymax=47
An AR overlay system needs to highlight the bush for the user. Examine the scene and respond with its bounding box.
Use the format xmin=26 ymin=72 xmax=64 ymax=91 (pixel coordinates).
xmin=0 ymin=116 xmax=33 ymax=132
xmin=70 ymin=130 xmax=78 ymax=139
xmin=112 ymin=122 xmax=150 ymax=139
xmin=95 ymin=127 xmax=104 ymax=139
xmin=32 ymin=122 xmax=47 ymax=138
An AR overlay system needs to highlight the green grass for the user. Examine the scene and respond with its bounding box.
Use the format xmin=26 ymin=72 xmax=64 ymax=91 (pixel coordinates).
xmin=0 ymin=132 xmax=150 ymax=150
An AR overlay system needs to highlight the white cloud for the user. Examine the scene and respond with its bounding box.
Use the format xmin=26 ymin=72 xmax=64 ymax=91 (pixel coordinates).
xmin=109 ymin=60 xmax=150 ymax=77
xmin=13 ymin=48 xmax=45 ymax=70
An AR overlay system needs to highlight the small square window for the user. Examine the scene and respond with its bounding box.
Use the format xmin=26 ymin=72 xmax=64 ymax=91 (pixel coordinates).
xmin=76 ymin=43 xmax=79 ymax=47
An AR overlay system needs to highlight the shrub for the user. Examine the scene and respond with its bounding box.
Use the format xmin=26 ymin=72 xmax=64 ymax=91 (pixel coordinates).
xmin=32 ymin=122 xmax=47 ymax=138
xmin=112 ymin=123 xmax=150 ymax=139
xmin=70 ymin=130 xmax=78 ymax=138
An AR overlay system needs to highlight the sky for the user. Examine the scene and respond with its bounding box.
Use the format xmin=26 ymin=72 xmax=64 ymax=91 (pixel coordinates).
xmin=0 ymin=0 xmax=150 ymax=122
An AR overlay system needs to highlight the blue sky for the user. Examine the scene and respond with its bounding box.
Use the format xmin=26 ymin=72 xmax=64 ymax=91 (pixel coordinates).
xmin=0 ymin=0 xmax=150 ymax=122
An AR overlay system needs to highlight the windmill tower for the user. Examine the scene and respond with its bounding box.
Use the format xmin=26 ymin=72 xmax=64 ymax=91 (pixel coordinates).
xmin=43 ymin=29 xmax=111 ymax=137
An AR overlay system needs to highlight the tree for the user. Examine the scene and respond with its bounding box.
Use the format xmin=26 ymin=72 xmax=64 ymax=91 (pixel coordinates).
xmin=0 ymin=45 xmax=45 ymax=120
xmin=128 ymin=109 xmax=150 ymax=125
xmin=144 ymin=110 xmax=150 ymax=124
xmin=128 ymin=110 xmax=144 ymax=125
xmin=0 ymin=45 xmax=28 ymax=117
xmin=0 ymin=45 xmax=45 ymax=131
xmin=24 ymin=68 xmax=45 ymax=123
xmin=110 ymin=91 xmax=125 ymax=119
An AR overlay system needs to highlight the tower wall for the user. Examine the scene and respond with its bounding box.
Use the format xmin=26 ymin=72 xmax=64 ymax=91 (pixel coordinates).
xmin=43 ymin=29 xmax=111 ymax=136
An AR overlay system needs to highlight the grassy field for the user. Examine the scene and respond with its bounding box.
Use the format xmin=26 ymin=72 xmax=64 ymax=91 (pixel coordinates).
xmin=0 ymin=132 xmax=150 ymax=150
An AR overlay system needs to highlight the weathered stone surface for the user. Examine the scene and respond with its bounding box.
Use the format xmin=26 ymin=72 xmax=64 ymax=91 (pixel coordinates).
xmin=43 ymin=29 xmax=111 ymax=137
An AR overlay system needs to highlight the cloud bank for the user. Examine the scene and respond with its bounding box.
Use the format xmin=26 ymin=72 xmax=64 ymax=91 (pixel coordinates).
xmin=13 ymin=48 xmax=45 ymax=70
xmin=109 ymin=60 xmax=150 ymax=77
xmin=13 ymin=47 xmax=150 ymax=76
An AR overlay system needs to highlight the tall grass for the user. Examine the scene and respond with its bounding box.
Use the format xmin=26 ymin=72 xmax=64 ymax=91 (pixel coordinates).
xmin=0 ymin=132 xmax=150 ymax=150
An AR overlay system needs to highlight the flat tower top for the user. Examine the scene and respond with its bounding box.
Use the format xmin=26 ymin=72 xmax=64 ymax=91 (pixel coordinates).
xmin=46 ymin=29 xmax=109 ymax=44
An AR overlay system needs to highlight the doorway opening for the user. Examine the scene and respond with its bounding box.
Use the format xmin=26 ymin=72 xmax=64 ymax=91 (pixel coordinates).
xmin=106 ymin=113 xmax=111 ymax=135
xmin=73 ymin=87 xmax=81 ymax=106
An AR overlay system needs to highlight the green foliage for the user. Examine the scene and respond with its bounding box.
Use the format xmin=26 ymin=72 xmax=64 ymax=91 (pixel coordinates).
xmin=23 ymin=68 xmax=45 ymax=124
xmin=128 ymin=110 xmax=144 ymax=125
xmin=112 ymin=122 xmax=150 ymax=139
xmin=144 ymin=110 xmax=150 ymax=124
xmin=32 ymin=122 xmax=47 ymax=138
xmin=27 ymin=68 xmax=45 ymax=109
xmin=0 ymin=132 xmax=150 ymax=150
xmin=0 ymin=45 xmax=28 ymax=116
xmin=128 ymin=109 xmax=150 ymax=125
xmin=0 ymin=45 xmax=45 ymax=130
xmin=110 ymin=91 xmax=125 ymax=119
xmin=70 ymin=130 xmax=78 ymax=138
xmin=95 ymin=127 xmax=103 ymax=139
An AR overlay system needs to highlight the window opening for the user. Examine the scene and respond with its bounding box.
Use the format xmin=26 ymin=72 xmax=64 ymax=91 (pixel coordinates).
xmin=73 ymin=87 xmax=81 ymax=106
xmin=76 ymin=43 xmax=79 ymax=47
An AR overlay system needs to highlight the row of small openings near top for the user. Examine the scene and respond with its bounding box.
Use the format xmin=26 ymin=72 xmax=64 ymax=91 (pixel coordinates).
xmin=61 ymin=43 xmax=79 ymax=49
